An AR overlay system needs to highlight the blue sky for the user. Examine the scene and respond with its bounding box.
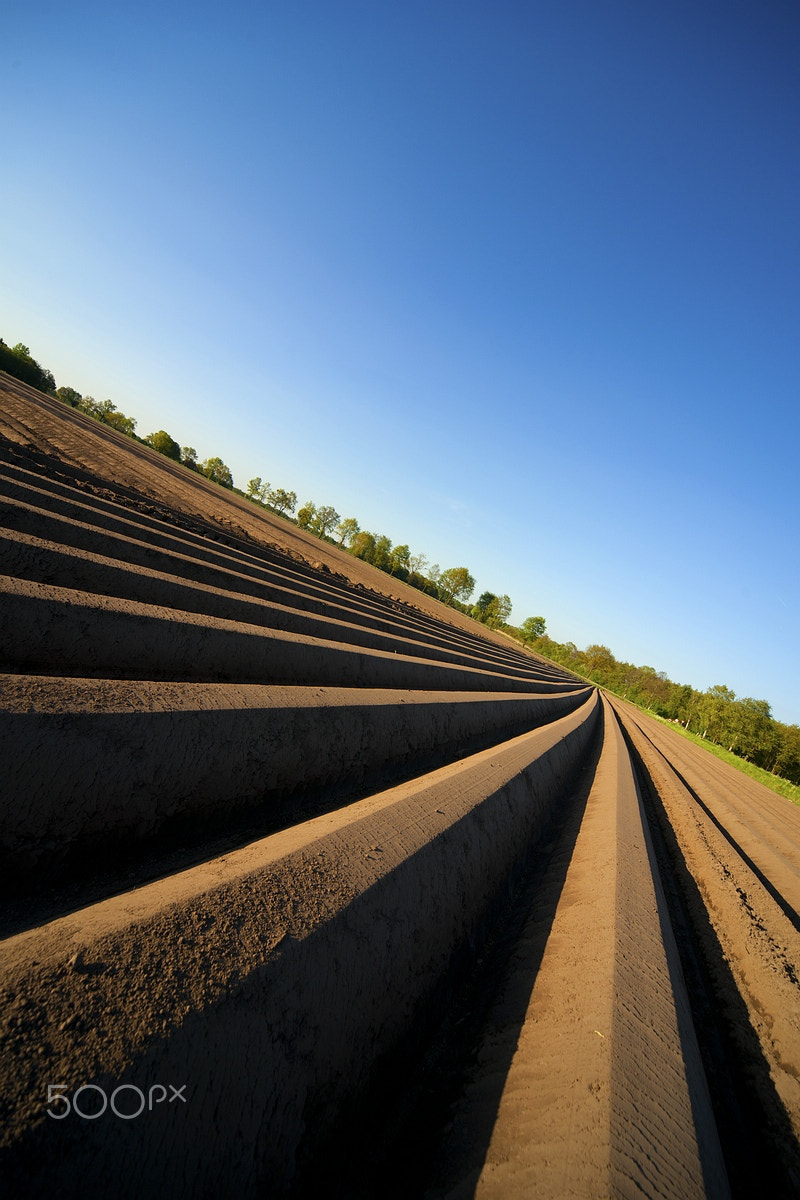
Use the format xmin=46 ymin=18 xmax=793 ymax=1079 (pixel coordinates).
xmin=2 ymin=1 xmax=798 ymax=724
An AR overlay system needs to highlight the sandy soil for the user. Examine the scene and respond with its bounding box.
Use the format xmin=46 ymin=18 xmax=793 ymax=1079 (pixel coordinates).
xmin=2 ymin=371 xmax=799 ymax=1197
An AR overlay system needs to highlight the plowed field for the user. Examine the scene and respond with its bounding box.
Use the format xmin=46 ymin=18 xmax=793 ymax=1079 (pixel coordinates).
xmin=2 ymin=372 xmax=799 ymax=1198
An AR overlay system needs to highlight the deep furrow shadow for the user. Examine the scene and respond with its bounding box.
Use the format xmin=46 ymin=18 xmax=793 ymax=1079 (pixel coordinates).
xmin=297 ymin=711 xmax=605 ymax=1200
xmin=1 ymin=703 xmax=584 ymax=937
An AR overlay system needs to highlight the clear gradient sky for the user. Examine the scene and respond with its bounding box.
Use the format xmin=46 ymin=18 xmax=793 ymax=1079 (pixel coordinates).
xmin=2 ymin=2 xmax=798 ymax=723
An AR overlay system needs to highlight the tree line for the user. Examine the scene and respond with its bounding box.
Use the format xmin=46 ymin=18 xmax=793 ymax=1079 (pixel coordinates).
xmin=5 ymin=335 xmax=798 ymax=788
xmin=0 ymin=340 xmax=234 ymax=487
xmin=526 ymin=636 xmax=800 ymax=787
xmin=242 ymin=487 xmax=553 ymax=643
xmin=2 ymin=337 xmax=521 ymax=620
xmin=244 ymin=487 xmax=490 ymax=613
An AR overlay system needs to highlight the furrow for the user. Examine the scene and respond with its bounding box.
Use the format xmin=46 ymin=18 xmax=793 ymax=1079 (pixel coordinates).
xmin=0 ymin=495 xmax=553 ymax=678
xmin=0 ymin=575 xmax=579 ymax=697
xmin=0 ymin=693 xmax=599 ymax=1196
xmin=423 ymin=696 xmax=728 ymax=1199
xmin=0 ymin=528 xmax=559 ymax=683
xmin=0 ymin=673 xmax=591 ymax=890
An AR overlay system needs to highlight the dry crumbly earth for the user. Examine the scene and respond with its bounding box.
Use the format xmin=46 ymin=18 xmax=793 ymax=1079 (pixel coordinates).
xmin=1 ymin=371 xmax=800 ymax=1199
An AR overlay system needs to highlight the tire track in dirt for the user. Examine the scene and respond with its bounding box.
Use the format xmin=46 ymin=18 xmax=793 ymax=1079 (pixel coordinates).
xmin=615 ymin=700 xmax=800 ymax=924
xmin=610 ymin=697 xmax=800 ymax=1195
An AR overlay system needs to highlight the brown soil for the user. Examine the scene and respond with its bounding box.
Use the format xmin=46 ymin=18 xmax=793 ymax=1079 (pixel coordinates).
xmin=2 ymin=371 xmax=799 ymax=1198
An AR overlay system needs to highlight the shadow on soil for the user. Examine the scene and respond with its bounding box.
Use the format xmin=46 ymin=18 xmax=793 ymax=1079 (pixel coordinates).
xmin=291 ymin=714 xmax=605 ymax=1199
xmin=1 ymin=706 xmax=583 ymax=939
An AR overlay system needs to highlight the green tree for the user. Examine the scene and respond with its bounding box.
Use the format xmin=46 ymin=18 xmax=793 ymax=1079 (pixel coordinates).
xmin=0 ymin=340 xmax=56 ymax=393
xmin=630 ymin=667 xmax=671 ymax=712
xmin=438 ymin=567 xmax=475 ymax=605
xmin=246 ymin=476 xmax=269 ymax=502
xmin=372 ymin=535 xmax=393 ymax=572
xmin=665 ymin=683 xmax=695 ymax=724
xmin=521 ymin=616 xmax=546 ymax=642
xmin=336 ymin=516 xmax=360 ymax=547
xmin=200 ymin=457 xmax=234 ymax=488
xmin=146 ymin=430 xmax=181 ymax=460
xmin=81 ymin=396 xmax=112 ymax=420
xmin=698 ymin=684 xmax=737 ymax=743
xmin=81 ymin=396 xmax=135 ymax=435
xmin=55 ymin=386 xmax=82 ymax=408
xmin=584 ymin=644 xmax=617 ymax=685
xmin=408 ymin=571 xmax=439 ymax=598
xmin=267 ymin=487 xmax=297 ymax=516
xmin=488 ymin=594 xmax=512 ymax=627
xmin=774 ymin=725 xmax=800 ymax=785
xmin=472 ymin=592 xmax=497 ymax=621
xmin=472 ymin=592 xmax=512 ymax=627
xmin=105 ymin=409 xmax=137 ymax=436
xmin=296 ymin=501 xmax=316 ymax=529
xmin=181 ymin=446 xmax=198 ymax=469
xmin=389 ymin=544 xmax=411 ymax=576
xmin=732 ymin=698 xmax=775 ymax=763
xmin=350 ymin=531 xmax=377 ymax=562
xmin=310 ymin=504 xmax=340 ymax=538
